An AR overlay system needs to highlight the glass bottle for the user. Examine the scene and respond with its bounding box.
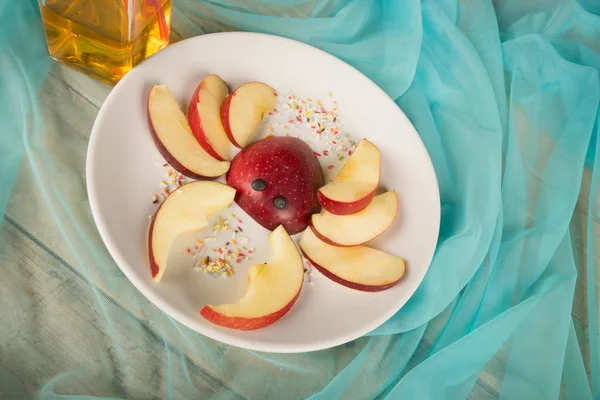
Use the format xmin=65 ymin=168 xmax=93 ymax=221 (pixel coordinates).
xmin=39 ymin=0 xmax=171 ymax=85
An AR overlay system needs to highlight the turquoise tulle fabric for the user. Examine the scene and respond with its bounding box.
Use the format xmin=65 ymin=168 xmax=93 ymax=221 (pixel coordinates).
xmin=1 ymin=0 xmax=599 ymax=398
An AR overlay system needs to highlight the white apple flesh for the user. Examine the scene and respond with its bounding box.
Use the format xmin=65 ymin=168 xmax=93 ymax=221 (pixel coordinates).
xmin=300 ymin=228 xmax=405 ymax=292
xmin=148 ymin=181 xmax=236 ymax=281
xmin=188 ymin=75 xmax=232 ymax=161
xmin=310 ymin=190 xmax=398 ymax=247
xmin=317 ymin=139 xmax=381 ymax=215
xmin=220 ymin=82 xmax=277 ymax=148
xmin=200 ymin=225 xmax=304 ymax=330
xmin=148 ymin=85 xmax=230 ymax=179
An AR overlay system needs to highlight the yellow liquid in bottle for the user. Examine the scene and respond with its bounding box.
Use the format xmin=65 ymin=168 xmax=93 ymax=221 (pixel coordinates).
xmin=39 ymin=0 xmax=171 ymax=85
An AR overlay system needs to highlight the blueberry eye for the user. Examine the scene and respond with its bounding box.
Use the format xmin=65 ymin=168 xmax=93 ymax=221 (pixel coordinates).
xmin=273 ymin=196 xmax=287 ymax=210
xmin=251 ymin=179 xmax=267 ymax=191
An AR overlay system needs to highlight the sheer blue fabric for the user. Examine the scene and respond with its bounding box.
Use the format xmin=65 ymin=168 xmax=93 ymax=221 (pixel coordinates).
xmin=1 ymin=0 xmax=598 ymax=398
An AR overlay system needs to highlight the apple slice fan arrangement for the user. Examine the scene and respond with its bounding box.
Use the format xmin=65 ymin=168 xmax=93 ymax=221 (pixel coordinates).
xmin=147 ymin=74 xmax=404 ymax=330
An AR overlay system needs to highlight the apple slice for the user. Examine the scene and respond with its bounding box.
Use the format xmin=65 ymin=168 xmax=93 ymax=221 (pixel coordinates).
xmin=299 ymin=228 xmax=405 ymax=292
xmin=148 ymin=85 xmax=230 ymax=179
xmin=149 ymin=181 xmax=236 ymax=281
xmin=188 ymin=75 xmax=231 ymax=161
xmin=317 ymin=139 xmax=380 ymax=215
xmin=200 ymin=225 xmax=304 ymax=330
xmin=311 ymin=190 xmax=398 ymax=247
xmin=220 ymin=82 xmax=277 ymax=148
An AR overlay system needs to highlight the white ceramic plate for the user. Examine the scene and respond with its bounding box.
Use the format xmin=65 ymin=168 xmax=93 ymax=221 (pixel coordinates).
xmin=86 ymin=32 xmax=440 ymax=353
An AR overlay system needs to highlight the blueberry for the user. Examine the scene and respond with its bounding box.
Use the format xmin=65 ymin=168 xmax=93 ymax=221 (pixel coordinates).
xmin=273 ymin=196 xmax=287 ymax=210
xmin=251 ymin=179 xmax=267 ymax=191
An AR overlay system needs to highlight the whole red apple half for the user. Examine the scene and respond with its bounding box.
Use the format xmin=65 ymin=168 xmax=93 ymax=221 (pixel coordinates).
xmin=200 ymin=225 xmax=304 ymax=330
xmin=226 ymin=137 xmax=324 ymax=235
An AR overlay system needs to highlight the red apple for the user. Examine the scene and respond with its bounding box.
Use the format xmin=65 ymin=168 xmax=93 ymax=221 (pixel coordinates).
xmin=188 ymin=75 xmax=231 ymax=161
xmin=200 ymin=225 xmax=304 ymax=330
xmin=220 ymin=82 xmax=277 ymax=148
xmin=317 ymin=139 xmax=380 ymax=215
xmin=310 ymin=190 xmax=398 ymax=247
xmin=148 ymin=85 xmax=230 ymax=179
xmin=149 ymin=181 xmax=236 ymax=281
xmin=300 ymin=228 xmax=406 ymax=292
xmin=226 ymin=137 xmax=324 ymax=235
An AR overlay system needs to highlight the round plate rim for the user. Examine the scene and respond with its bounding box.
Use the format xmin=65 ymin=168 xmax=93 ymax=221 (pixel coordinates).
xmin=86 ymin=31 xmax=440 ymax=353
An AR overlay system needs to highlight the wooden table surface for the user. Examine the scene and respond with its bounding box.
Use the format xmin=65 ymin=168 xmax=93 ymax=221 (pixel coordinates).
xmin=0 ymin=15 xmax=596 ymax=400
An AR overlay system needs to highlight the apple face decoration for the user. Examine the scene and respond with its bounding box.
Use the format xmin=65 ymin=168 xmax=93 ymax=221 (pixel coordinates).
xmin=226 ymin=137 xmax=324 ymax=235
